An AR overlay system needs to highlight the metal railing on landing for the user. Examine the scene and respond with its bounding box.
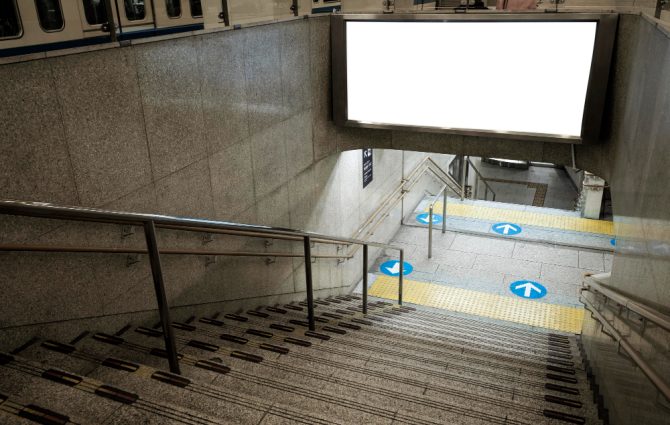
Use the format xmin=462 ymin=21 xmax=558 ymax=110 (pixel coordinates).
xmin=580 ymin=273 xmax=670 ymax=404
xmin=0 ymin=200 xmax=405 ymax=375
xmin=466 ymin=157 xmax=496 ymax=202
xmin=346 ymin=156 xmax=462 ymax=261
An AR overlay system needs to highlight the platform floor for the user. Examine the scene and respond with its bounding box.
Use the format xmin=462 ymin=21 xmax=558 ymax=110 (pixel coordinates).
xmin=470 ymin=159 xmax=579 ymax=210
xmin=369 ymin=275 xmax=585 ymax=333
xmin=364 ymin=223 xmax=613 ymax=333
xmin=408 ymin=196 xmax=614 ymax=251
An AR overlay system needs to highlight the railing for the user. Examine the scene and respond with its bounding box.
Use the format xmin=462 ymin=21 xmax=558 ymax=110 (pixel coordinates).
xmin=427 ymin=184 xmax=447 ymax=259
xmin=466 ymin=157 xmax=496 ymax=202
xmin=0 ymin=200 xmax=404 ymax=375
xmin=580 ymin=274 xmax=670 ymax=404
xmin=449 ymin=156 xmax=496 ymax=202
xmin=349 ymin=155 xmax=462 ymax=256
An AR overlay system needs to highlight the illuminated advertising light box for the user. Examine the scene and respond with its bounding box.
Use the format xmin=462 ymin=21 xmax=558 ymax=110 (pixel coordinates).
xmin=331 ymin=14 xmax=618 ymax=144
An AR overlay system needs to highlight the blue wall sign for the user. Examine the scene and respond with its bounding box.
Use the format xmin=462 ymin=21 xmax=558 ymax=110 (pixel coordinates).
xmin=509 ymin=280 xmax=547 ymax=299
xmin=416 ymin=213 xmax=443 ymax=225
xmin=610 ymin=238 xmax=616 ymax=246
xmin=492 ymin=222 xmax=522 ymax=236
xmin=380 ymin=260 xmax=413 ymax=277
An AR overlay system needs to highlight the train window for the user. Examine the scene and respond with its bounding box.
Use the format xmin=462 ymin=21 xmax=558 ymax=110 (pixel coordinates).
xmin=0 ymin=1 xmax=22 ymax=39
xmin=82 ymin=0 xmax=108 ymax=25
xmin=165 ymin=0 xmax=181 ymax=18
xmin=35 ymin=0 xmax=64 ymax=32
xmin=124 ymin=0 xmax=146 ymax=21
xmin=189 ymin=0 xmax=202 ymax=17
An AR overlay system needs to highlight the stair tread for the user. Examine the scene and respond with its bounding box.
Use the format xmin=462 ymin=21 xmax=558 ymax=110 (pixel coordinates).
xmin=5 ymin=293 xmax=604 ymax=425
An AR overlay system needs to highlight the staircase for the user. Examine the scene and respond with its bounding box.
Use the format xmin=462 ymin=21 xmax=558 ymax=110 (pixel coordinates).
xmin=0 ymin=295 xmax=604 ymax=425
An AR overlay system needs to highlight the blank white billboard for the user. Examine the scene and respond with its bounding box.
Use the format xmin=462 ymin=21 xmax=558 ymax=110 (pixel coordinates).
xmin=346 ymin=21 xmax=598 ymax=138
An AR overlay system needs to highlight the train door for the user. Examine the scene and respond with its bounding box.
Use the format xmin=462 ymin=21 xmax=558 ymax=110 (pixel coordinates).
xmin=114 ymin=0 xmax=156 ymax=36
xmin=76 ymin=0 xmax=120 ymax=39
xmin=203 ymin=0 xmax=228 ymax=29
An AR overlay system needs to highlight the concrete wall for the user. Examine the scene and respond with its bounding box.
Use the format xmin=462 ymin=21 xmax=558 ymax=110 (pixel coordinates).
xmin=578 ymin=14 xmax=670 ymax=425
xmin=0 ymin=16 xmax=449 ymax=350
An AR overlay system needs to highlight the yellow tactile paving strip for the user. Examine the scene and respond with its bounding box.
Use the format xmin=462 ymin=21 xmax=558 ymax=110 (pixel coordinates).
xmin=369 ymin=275 xmax=584 ymax=333
xmin=427 ymin=202 xmax=614 ymax=236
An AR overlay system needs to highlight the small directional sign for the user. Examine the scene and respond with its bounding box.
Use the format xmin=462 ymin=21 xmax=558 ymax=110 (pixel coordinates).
xmin=362 ymin=148 xmax=373 ymax=188
xmin=509 ymin=280 xmax=547 ymax=300
xmin=380 ymin=260 xmax=413 ymax=277
xmin=610 ymin=238 xmax=616 ymax=246
xmin=416 ymin=213 xmax=443 ymax=225
xmin=492 ymin=222 xmax=522 ymax=236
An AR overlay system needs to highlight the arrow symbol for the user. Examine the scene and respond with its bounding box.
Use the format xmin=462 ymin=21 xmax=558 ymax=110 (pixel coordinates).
xmin=418 ymin=214 xmax=441 ymax=224
xmin=494 ymin=223 xmax=518 ymax=235
xmin=515 ymin=281 xmax=542 ymax=298
xmin=384 ymin=261 xmax=400 ymax=275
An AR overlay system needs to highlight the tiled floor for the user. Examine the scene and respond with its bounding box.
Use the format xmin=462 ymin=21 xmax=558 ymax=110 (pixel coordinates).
xmin=471 ymin=159 xmax=579 ymax=210
xmin=408 ymin=196 xmax=615 ymax=250
xmin=368 ymin=275 xmax=585 ymax=333
xmin=371 ymin=226 xmax=613 ymax=309
xmin=427 ymin=200 xmax=614 ymax=235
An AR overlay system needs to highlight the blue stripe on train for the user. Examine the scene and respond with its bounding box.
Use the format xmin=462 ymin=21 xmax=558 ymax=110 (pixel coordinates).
xmin=0 ymin=23 xmax=204 ymax=58
xmin=118 ymin=23 xmax=204 ymax=40
xmin=312 ymin=5 xmax=341 ymax=14
xmin=0 ymin=36 xmax=111 ymax=58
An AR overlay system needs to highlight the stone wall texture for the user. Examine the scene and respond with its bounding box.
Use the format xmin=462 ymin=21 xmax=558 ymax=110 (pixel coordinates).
xmin=578 ymin=14 xmax=670 ymax=425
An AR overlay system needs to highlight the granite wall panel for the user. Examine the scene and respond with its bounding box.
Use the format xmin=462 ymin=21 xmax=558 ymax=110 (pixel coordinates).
xmin=50 ymin=48 xmax=152 ymax=207
xmin=0 ymin=60 xmax=78 ymax=206
xmin=199 ymin=29 xmax=250 ymax=155
xmin=243 ymin=25 xmax=284 ymax=135
xmin=209 ymin=139 xmax=256 ymax=220
xmin=579 ymin=15 xmax=670 ymax=425
xmin=134 ymin=36 xmax=207 ymax=180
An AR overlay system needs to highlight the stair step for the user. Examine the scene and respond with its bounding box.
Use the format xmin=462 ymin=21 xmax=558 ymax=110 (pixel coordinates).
xmin=5 ymin=294 xmax=603 ymax=425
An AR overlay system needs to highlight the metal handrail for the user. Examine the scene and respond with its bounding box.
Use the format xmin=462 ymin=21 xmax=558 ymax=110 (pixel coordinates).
xmin=582 ymin=274 xmax=670 ymax=334
xmin=427 ymin=184 xmax=448 ymax=259
xmin=348 ymin=156 xmax=463 ymax=260
xmin=466 ymin=157 xmax=496 ymax=201
xmin=426 ymin=157 xmax=462 ymax=193
xmin=0 ymin=244 xmax=351 ymax=259
xmin=0 ymin=200 xmax=405 ymax=375
xmin=581 ymin=295 xmax=670 ymax=403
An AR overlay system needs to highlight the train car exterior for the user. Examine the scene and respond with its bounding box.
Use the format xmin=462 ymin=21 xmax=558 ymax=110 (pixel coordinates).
xmin=1 ymin=0 xmax=328 ymax=57
xmin=0 ymin=0 xmax=205 ymax=58
xmin=312 ymin=0 xmax=342 ymax=14
xmin=203 ymin=0 xmax=313 ymax=30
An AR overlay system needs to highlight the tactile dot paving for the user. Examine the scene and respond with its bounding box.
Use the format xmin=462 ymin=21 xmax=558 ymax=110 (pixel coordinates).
xmin=369 ymin=276 xmax=584 ymax=334
xmin=428 ymin=202 xmax=614 ymax=236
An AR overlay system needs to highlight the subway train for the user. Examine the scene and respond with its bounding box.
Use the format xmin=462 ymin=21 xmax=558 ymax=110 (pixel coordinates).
xmin=0 ymin=0 xmax=337 ymax=58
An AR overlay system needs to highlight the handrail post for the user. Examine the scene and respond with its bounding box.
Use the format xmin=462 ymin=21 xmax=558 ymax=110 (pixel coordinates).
xmin=362 ymin=244 xmax=368 ymax=314
xmin=473 ymin=175 xmax=477 ymax=200
xmin=143 ymin=220 xmax=180 ymax=375
xmin=303 ymin=236 xmax=315 ymax=331
xmin=398 ymin=250 xmax=404 ymax=305
xmin=428 ymin=206 xmax=433 ymax=259
xmin=442 ymin=189 xmax=447 ymax=234
xmin=460 ymin=156 xmax=467 ymax=200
